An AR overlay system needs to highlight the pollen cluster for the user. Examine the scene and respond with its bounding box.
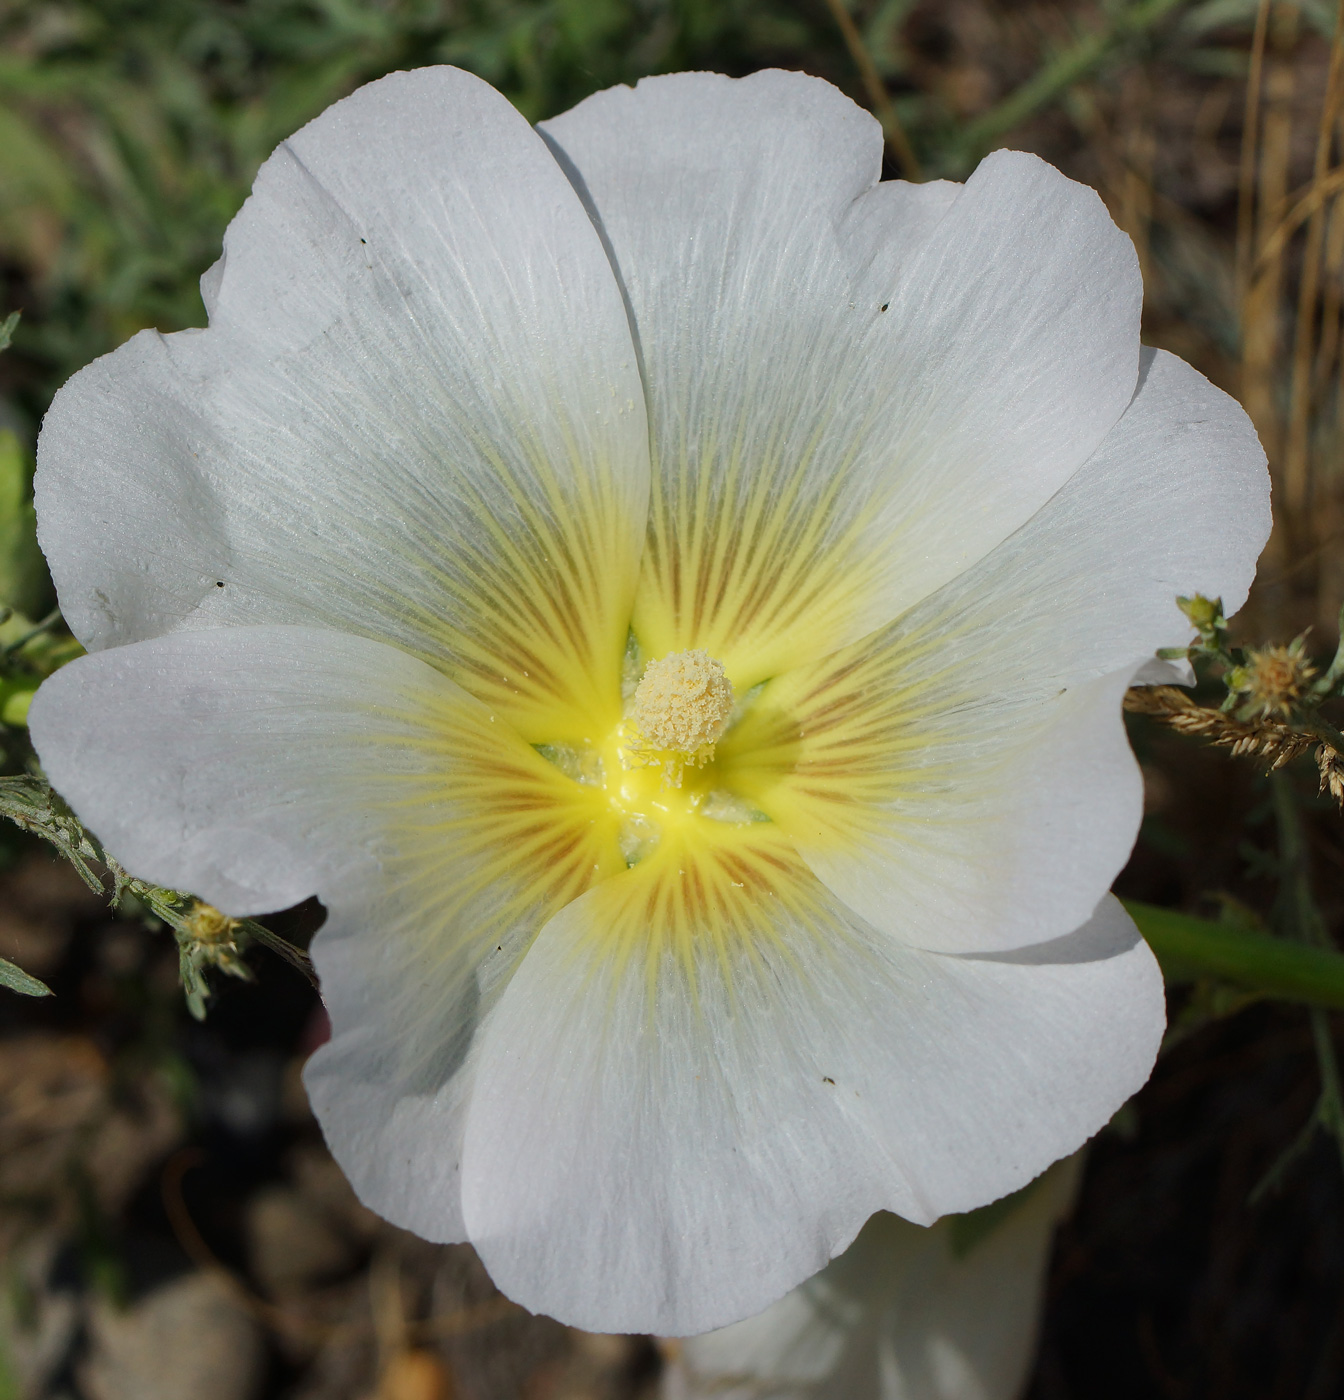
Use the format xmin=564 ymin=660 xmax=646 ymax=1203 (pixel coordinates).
xmin=632 ymin=649 xmax=735 ymax=755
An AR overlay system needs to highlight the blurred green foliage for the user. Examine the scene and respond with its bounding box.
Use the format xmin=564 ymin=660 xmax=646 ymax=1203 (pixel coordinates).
xmin=0 ymin=0 xmax=860 ymax=418
xmin=0 ymin=0 xmax=1259 ymax=424
xmin=0 ymin=431 xmax=42 ymax=619
xmin=5 ymin=0 xmax=1312 ymax=437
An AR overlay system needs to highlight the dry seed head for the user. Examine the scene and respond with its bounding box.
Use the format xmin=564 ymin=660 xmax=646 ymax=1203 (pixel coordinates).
xmin=633 ymin=650 xmax=735 ymax=756
xmin=1320 ymin=747 xmax=1344 ymax=806
xmin=1234 ymin=639 xmax=1317 ymax=720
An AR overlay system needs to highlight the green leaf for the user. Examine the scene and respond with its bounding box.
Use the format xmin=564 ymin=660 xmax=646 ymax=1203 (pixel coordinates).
xmin=1124 ymin=899 xmax=1344 ymax=1010
xmin=0 ymin=310 xmax=17 ymax=353
xmin=0 ymin=775 xmax=108 ymax=893
xmin=0 ymin=955 xmax=51 ymax=997
xmin=0 ymin=683 xmax=33 ymax=727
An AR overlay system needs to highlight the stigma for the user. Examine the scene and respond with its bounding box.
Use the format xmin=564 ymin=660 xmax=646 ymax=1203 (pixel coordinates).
xmin=631 ymin=649 xmax=735 ymax=760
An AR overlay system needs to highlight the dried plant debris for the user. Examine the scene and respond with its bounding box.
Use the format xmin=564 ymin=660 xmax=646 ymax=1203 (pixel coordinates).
xmin=0 ymin=1034 xmax=183 ymax=1250
xmin=1125 ymin=686 xmax=1320 ymax=769
xmin=1129 ymin=595 xmax=1344 ymax=806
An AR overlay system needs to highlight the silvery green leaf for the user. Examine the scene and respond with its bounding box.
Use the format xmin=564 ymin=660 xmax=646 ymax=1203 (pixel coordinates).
xmin=0 ymin=955 xmax=51 ymax=997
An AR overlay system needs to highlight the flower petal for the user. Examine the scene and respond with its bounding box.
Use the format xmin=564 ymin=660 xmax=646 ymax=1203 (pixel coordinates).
xmin=459 ymin=821 xmax=1162 ymax=1335
xmin=725 ymin=348 xmax=1270 ymax=953
xmin=36 ymin=66 xmax=649 ymax=742
xmin=541 ymin=72 xmax=1140 ymax=681
xmin=28 ymin=624 xmax=622 ymax=1237
xmin=670 ymin=1158 xmax=1080 ymax=1400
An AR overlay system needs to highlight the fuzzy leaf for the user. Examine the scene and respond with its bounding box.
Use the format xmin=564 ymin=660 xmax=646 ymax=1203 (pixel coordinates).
xmin=0 ymin=955 xmax=51 ymax=997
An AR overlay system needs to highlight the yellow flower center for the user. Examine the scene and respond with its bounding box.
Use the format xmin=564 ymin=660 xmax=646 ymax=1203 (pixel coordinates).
xmin=528 ymin=647 xmax=767 ymax=877
xmin=578 ymin=649 xmax=739 ymax=865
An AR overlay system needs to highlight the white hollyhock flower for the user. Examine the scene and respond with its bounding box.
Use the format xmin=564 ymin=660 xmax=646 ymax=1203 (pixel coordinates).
xmin=665 ymin=1157 xmax=1080 ymax=1400
xmin=28 ymin=66 xmax=1268 ymax=1336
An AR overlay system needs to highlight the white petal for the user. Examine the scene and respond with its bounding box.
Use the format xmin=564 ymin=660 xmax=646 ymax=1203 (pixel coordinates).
xmin=459 ymin=856 xmax=1162 ymax=1336
xmin=28 ymin=624 xmax=624 ymax=1241
xmin=765 ymin=669 xmax=1144 ymax=958
xmin=730 ymin=347 xmax=1270 ymax=953
xmin=542 ymin=73 xmax=1140 ymax=676
xmin=36 ymin=66 xmax=649 ymax=742
xmin=1132 ymin=656 xmax=1195 ymax=686
xmin=901 ymin=347 xmax=1270 ymax=680
xmin=670 ymin=1158 xmax=1080 ymax=1400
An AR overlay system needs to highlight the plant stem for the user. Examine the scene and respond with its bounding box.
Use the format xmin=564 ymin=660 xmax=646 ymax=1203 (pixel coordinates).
xmin=1125 ymin=899 xmax=1344 ymax=1008
xmin=821 ymin=0 xmax=922 ymax=177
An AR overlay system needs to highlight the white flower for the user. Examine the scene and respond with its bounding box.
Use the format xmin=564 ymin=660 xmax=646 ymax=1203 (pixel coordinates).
xmin=665 ymin=1157 xmax=1080 ymax=1400
xmin=28 ymin=67 xmax=1269 ymax=1336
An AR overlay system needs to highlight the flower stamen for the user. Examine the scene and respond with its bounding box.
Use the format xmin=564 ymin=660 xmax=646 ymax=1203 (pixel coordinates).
xmin=632 ymin=649 xmax=735 ymax=759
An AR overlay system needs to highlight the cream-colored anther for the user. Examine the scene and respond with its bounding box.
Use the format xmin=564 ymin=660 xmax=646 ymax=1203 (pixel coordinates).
xmin=632 ymin=649 xmax=735 ymax=755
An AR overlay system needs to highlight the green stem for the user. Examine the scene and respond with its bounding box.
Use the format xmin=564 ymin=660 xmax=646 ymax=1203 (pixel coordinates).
xmin=1312 ymin=1007 xmax=1344 ymax=1176
xmin=1271 ymin=769 xmax=1329 ymax=947
xmin=1312 ymin=602 xmax=1344 ymax=696
xmin=1302 ymin=712 xmax=1344 ymax=757
xmin=1123 ymin=899 xmax=1344 ymax=1008
xmin=1266 ymin=772 xmax=1344 ymax=1183
xmin=2 ymin=606 xmax=62 ymax=658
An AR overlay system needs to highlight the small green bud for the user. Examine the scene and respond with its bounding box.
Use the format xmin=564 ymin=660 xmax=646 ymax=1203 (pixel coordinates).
xmin=1178 ymin=594 xmax=1225 ymax=636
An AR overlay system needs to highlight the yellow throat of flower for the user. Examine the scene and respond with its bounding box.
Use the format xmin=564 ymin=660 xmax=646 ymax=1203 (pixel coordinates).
xmin=578 ymin=648 xmax=741 ymax=867
xmin=524 ymin=646 xmax=768 ymax=881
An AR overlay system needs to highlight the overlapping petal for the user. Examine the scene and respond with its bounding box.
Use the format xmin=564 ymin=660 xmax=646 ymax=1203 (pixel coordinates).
xmin=36 ymin=66 xmax=649 ymax=743
xmin=28 ymin=625 xmax=622 ymax=1237
xmin=722 ymin=349 xmax=1270 ymax=953
xmin=667 ymin=1158 xmax=1080 ymax=1400
xmin=541 ymin=71 xmax=1141 ymax=684
xmin=458 ymin=825 xmax=1161 ymax=1334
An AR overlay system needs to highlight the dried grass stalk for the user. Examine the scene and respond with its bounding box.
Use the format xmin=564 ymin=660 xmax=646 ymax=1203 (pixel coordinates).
xmin=1125 ymin=685 xmax=1344 ymax=805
